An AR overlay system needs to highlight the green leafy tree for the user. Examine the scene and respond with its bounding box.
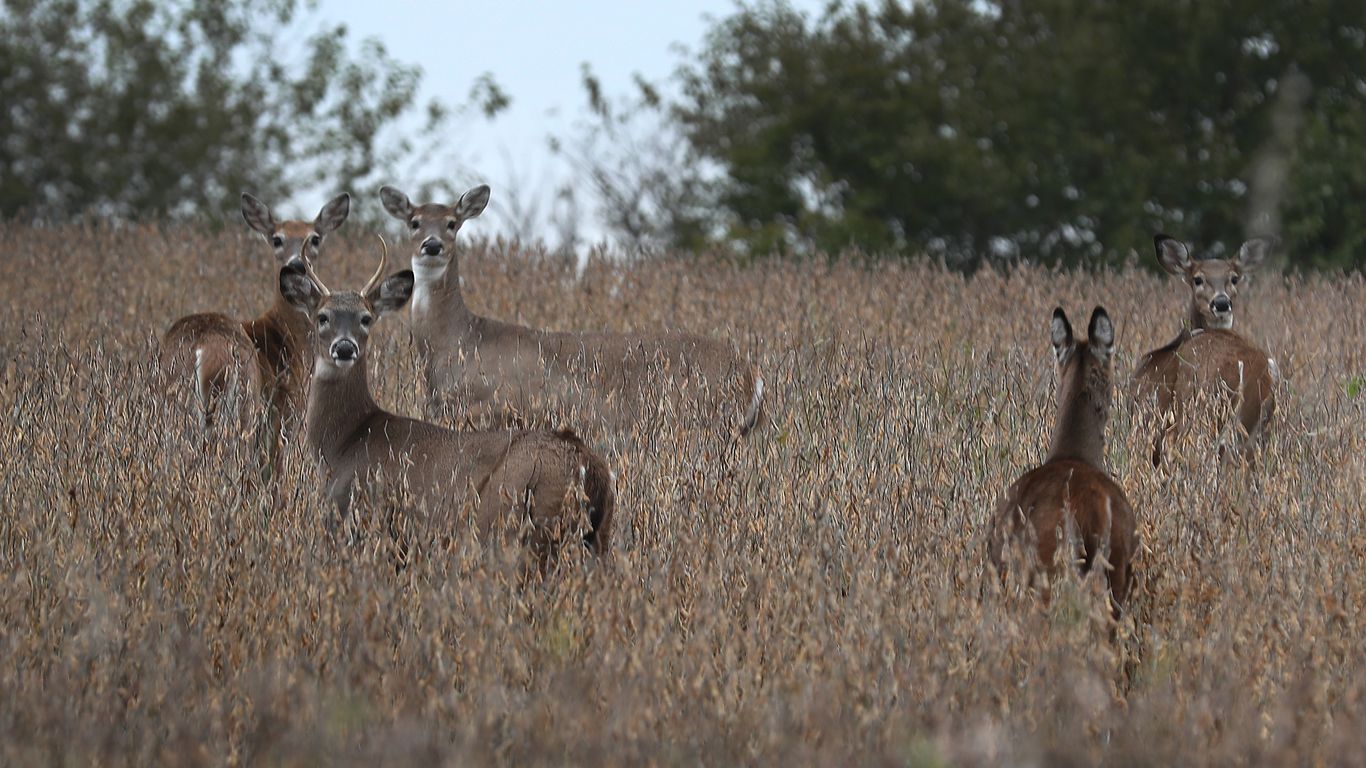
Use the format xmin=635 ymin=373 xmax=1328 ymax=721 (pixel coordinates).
xmin=665 ymin=0 xmax=1366 ymax=268
xmin=0 ymin=0 xmax=504 ymax=220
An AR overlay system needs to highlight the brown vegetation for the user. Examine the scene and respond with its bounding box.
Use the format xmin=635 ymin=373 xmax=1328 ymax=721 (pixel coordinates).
xmin=2 ymin=221 xmax=1365 ymax=764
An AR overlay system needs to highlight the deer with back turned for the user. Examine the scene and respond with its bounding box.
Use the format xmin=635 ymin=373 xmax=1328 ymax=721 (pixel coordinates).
xmin=988 ymin=306 xmax=1138 ymax=612
xmin=378 ymin=184 xmax=765 ymax=439
xmin=280 ymin=240 xmax=614 ymax=562
xmin=1131 ymin=234 xmax=1278 ymax=466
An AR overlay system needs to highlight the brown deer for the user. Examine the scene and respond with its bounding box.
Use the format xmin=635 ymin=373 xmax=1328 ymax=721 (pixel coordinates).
xmin=280 ymin=240 xmax=614 ymax=560
xmin=1132 ymin=234 xmax=1278 ymax=466
xmin=988 ymin=307 xmax=1137 ymax=611
xmin=378 ymin=184 xmax=765 ymax=439
xmin=160 ymin=193 xmax=350 ymax=437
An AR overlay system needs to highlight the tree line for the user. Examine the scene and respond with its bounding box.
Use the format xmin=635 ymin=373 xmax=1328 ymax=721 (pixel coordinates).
xmin=5 ymin=0 xmax=1365 ymax=270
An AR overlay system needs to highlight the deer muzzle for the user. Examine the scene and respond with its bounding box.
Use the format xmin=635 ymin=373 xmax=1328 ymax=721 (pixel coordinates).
xmin=1209 ymin=295 xmax=1234 ymax=327
xmin=330 ymin=338 xmax=359 ymax=365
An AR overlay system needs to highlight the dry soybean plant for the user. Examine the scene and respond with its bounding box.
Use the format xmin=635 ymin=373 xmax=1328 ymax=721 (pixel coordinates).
xmin=1 ymin=221 xmax=1365 ymax=765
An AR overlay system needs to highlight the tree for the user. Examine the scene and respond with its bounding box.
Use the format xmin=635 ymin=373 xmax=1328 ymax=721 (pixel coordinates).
xmin=664 ymin=0 xmax=1366 ymax=269
xmin=550 ymin=65 xmax=715 ymax=254
xmin=0 ymin=0 xmax=505 ymax=220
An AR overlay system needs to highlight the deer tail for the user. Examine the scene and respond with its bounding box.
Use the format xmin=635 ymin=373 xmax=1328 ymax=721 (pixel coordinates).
xmin=738 ymin=366 xmax=765 ymax=437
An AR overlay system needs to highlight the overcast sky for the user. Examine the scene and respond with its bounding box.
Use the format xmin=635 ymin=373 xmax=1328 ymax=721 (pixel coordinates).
xmin=317 ymin=0 xmax=827 ymax=243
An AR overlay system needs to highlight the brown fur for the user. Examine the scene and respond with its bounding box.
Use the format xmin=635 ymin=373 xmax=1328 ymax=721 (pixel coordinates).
xmin=281 ymin=262 xmax=614 ymax=561
xmin=380 ymin=185 xmax=765 ymax=438
xmin=1132 ymin=234 xmax=1278 ymax=465
xmin=159 ymin=313 xmax=265 ymax=432
xmin=988 ymin=307 xmax=1138 ymax=610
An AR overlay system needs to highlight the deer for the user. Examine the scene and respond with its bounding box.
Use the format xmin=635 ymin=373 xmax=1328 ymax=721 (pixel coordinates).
xmin=988 ymin=307 xmax=1138 ymax=613
xmin=279 ymin=239 xmax=615 ymax=561
xmin=1131 ymin=234 xmax=1278 ymax=466
xmin=160 ymin=193 xmax=350 ymax=442
xmin=377 ymin=184 xmax=765 ymax=439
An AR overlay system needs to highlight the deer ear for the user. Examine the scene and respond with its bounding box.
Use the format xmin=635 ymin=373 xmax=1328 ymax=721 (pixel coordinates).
xmin=1154 ymin=234 xmax=1191 ymax=276
xmin=367 ymin=270 xmax=415 ymax=316
xmin=1051 ymin=307 xmax=1075 ymax=364
xmin=1088 ymin=306 xmax=1114 ymax=363
xmin=241 ymin=193 xmax=275 ymax=237
xmin=279 ymin=263 xmax=323 ymax=314
xmin=1236 ymin=236 xmax=1276 ymax=271
xmin=455 ymin=184 xmax=491 ymax=220
xmin=314 ymin=193 xmax=350 ymax=235
xmin=379 ymin=186 xmax=413 ymax=220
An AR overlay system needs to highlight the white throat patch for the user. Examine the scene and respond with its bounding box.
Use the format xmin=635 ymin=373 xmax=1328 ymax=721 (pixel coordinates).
xmin=412 ymin=262 xmax=449 ymax=286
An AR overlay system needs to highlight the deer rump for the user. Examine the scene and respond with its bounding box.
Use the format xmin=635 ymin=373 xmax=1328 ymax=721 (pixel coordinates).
xmin=160 ymin=312 xmax=268 ymax=431
xmin=988 ymin=459 xmax=1138 ymax=605
xmin=324 ymin=416 xmax=614 ymax=557
xmin=1133 ymin=329 xmax=1276 ymax=461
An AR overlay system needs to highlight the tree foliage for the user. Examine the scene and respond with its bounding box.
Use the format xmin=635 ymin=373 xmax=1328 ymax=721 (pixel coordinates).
xmin=0 ymin=0 xmax=499 ymax=220
xmin=550 ymin=65 xmax=716 ymax=254
xmin=665 ymin=0 xmax=1366 ymax=268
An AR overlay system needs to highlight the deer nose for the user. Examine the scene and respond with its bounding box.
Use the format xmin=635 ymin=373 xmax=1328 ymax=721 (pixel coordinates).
xmin=1211 ymin=296 xmax=1232 ymax=314
xmin=421 ymin=238 xmax=443 ymax=256
xmin=330 ymin=338 xmax=359 ymax=362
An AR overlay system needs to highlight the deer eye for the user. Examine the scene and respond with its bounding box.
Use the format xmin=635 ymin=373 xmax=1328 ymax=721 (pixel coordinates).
xmin=360 ymin=315 xmax=373 ymax=328
xmin=271 ymin=235 xmax=284 ymax=248
xmin=1193 ymin=276 xmax=1205 ymax=287
xmin=409 ymin=220 xmax=420 ymax=230
xmin=446 ymin=220 xmax=457 ymax=231
xmin=310 ymin=234 xmax=321 ymax=247
xmin=1231 ymin=274 xmax=1240 ymax=285
xmin=317 ymin=313 xmax=330 ymax=328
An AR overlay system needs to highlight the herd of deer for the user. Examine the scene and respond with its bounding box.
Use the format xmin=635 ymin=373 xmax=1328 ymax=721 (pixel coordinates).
xmin=159 ymin=185 xmax=1279 ymax=610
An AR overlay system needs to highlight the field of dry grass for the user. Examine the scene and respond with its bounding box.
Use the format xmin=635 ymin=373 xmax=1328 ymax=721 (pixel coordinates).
xmin=2 ymin=220 xmax=1365 ymax=765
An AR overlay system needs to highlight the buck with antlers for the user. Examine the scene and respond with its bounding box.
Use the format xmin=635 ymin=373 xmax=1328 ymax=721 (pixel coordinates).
xmin=988 ymin=307 xmax=1137 ymax=612
xmin=160 ymin=193 xmax=350 ymax=438
xmin=280 ymin=240 xmax=614 ymax=559
xmin=378 ymin=184 xmax=765 ymax=438
xmin=1131 ymin=234 xmax=1278 ymax=465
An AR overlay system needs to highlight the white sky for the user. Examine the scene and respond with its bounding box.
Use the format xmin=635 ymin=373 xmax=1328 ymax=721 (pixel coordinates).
xmin=316 ymin=0 xmax=829 ymax=243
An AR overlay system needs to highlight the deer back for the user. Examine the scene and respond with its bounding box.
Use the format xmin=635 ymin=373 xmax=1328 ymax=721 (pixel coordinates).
xmin=1133 ymin=327 xmax=1276 ymax=444
xmin=990 ymin=459 xmax=1137 ymax=605
xmin=321 ymin=410 xmax=614 ymax=557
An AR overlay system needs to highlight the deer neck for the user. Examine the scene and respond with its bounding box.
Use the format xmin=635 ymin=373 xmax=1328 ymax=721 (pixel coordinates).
xmin=1046 ymin=362 xmax=1108 ymax=467
xmin=1187 ymin=301 xmax=1211 ymax=332
xmin=411 ymin=255 xmax=473 ymax=344
xmin=265 ymin=293 xmax=313 ymax=370
xmin=305 ymin=361 xmax=380 ymax=466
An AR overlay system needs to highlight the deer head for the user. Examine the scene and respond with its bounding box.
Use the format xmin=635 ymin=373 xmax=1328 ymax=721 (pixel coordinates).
xmin=1048 ymin=306 xmax=1115 ymax=464
xmin=378 ymin=184 xmax=490 ymax=281
xmin=241 ymin=192 xmax=351 ymax=267
xmin=1154 ymin=234 xmax=1275 ymax=331
xmin=279 ymin=238 xmax=415 ymax=380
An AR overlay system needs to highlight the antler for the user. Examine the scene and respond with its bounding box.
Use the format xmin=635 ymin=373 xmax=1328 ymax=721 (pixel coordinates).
xmin=362 ymin=235 xmax=388 ymax=296
xmin=299 ymin=239 xmax=331 ymax=297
